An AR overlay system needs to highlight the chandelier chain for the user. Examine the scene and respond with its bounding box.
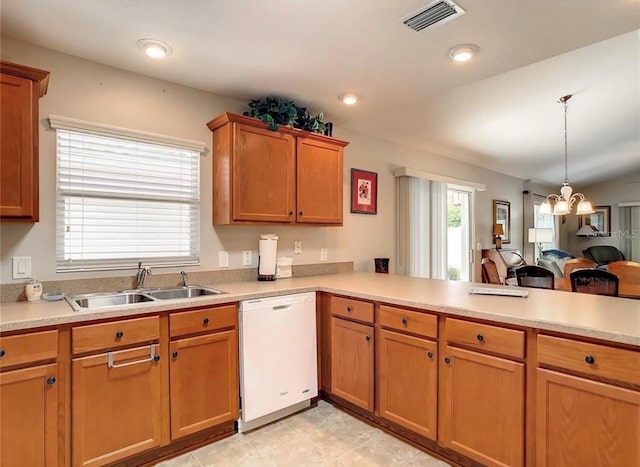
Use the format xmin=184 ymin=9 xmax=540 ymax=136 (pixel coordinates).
xmin=563 ymin=98 xmax=568 ymax=184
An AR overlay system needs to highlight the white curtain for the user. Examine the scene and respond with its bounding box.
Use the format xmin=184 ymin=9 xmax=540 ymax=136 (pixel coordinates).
xmin=620 ymin=206 xmax=640 ymax=261
xmin=396 ymin=176 xmax=430 ymax=277
xmin=430 ymin=181 xmax=447 ymax=279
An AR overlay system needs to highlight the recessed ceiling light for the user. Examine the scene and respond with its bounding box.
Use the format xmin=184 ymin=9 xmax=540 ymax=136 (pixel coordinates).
xmin=449 ymin=44 xmax=479 ymax=63
xmin=136 ymin=39 xmax=173 ymax=59
xmin=339 ymin=93 xmax=358 ymax=105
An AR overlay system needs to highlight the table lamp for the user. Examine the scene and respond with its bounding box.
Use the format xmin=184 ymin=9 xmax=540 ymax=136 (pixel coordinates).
xmin=493 ymin=224 xmax=504 ymax=249
xmin=528 ymin=228 xmax=554 ymax=260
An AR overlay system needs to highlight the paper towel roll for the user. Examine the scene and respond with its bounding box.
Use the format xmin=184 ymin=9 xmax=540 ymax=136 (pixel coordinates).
xmin=258 ymin=234 xmax=278 ymax=276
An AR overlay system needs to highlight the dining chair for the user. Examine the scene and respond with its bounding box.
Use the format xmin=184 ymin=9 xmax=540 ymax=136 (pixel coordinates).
xmin=515 ymin=265 xmax=555 ymax=290
xmin=570 ymin=269 xmax=619 ymax=297
xmin=607 ymin=261 xmax=640 ymax=284
xmin=481 ymin=258 xmax=502 ymax=285
xmin=563 ymin=258 xmax=597 ymax=278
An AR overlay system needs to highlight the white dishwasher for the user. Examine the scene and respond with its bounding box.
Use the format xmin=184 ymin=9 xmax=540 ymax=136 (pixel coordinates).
xmin=238 ymin=292 xmax=318 ymax=432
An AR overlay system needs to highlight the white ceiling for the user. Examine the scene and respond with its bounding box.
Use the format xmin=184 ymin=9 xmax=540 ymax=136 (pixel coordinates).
xmin=2 ymin=0 xmax=639 ymax=185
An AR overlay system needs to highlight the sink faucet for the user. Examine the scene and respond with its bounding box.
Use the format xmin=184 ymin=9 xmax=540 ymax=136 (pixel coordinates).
xmin=136 ymin=261 xmax=152 ymax=289
xmin=180 ymin=271 xmax=188 ymax=287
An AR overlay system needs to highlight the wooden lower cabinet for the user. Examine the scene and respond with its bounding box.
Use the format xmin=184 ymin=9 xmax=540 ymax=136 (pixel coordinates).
xmin=377 ymin=328 xmax=437 ymax=440
xmin=536 ymin=369 xmax=640 ymax=467
xmin=169 ymin=330 xmax=238 ymax=439
xmin=330 ymin=316 xmax=374 ymax=411
xmin=0 ymin=363 xmax=58 ymax=466
xmin=72 ymin=345 xmax=163 ymax=466
xmin=440 ymin=345 xmax=524 ymax=467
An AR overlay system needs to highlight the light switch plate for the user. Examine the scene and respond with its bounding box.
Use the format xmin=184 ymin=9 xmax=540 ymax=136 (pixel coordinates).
xmin=12 ymin=256 xmax=32 ymax=279
xmin=320 ymin=248 xmax=328 ymax=262
xmin=294 ymin=240 xmax=302 ymax=254
xmin=218 ymin=251 xmax=229 ymax=268
xmin=242 ymin=250 xmax=252 ymax=266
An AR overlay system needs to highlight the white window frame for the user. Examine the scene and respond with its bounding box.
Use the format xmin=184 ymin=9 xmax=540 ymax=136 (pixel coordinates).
xmin=50 ymin=115 xmax=205 ymax=272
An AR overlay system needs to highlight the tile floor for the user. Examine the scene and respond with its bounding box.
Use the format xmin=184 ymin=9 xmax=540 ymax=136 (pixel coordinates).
xmin=156 ymin=401 xmax=450 ymax=467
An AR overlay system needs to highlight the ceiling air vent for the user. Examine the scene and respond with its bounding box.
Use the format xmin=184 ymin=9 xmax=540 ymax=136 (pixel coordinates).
xmin=402 ymin=0 xmax=465 ymax=32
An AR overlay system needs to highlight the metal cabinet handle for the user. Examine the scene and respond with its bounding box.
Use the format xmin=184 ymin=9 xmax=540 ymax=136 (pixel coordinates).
xmin=585 ymin=355 xmax=595 ymax=365
xmin=427 ymin=351 xmax=434 ymax=359
xmin=289 ymin=211 xmax=293 ymax=216
xmin=46 ymin=376 xmax=56 ymax=385
xmin=108 ymin=344 xmax=158 ymax=369
xmin=299 ymin=211 xmax=304 ymax=216
xmin=365 ymin=335 xmax=372 ymax=342
xmin=172 ymin=351 xmax=179 ymax=359
xmin=115 ymin=331 xmax=124 ymax=339
xmin=476 ymin=333 xmax=484 ymax=342
xmin=346 ymin=306 xmax=353 ymax=312
xmin=444 ymin=357 xmax=451 ymax=364
xmin=203 ymin=318 xmax=210 ymax=326
xmin=0 ymin=349 xmax=5 ymax=358
xmin=402 ymin=318 xmax=408 ymax=326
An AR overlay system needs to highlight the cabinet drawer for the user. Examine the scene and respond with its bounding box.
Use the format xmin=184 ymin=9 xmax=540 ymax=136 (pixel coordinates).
xmin=170 ymin=305 xmax=237 ymax=338
xmin=72 ymin=316 xmax=160 ymax=354
xmin=446 ymin=318 xmax=524 ymax=359
xmin=537 ymin=335 xmax=640 ymax=385
xmin=0 ymin=330 xmax=58 ymax=369
xmin=330 ymin=296 xmax=374 ymax=324
xmin=378 ymin=305 xmax=437 ymax=339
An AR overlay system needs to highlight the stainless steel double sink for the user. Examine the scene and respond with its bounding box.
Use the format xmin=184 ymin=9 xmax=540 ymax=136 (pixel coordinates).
xmin=66 ymin=286 xmax=226 ymax=311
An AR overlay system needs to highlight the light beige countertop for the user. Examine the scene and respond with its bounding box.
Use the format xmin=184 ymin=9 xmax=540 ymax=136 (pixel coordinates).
xmin=1 ymin=272 xmax=638 ymax=346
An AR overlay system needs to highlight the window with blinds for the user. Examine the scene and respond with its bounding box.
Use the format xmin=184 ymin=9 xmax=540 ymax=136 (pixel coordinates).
xmin=55 ymin=124 xmax=201 ymax=272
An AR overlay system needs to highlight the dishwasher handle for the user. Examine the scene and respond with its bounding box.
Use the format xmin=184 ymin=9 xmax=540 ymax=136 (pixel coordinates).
xmin=272 ymin=304 xmax=293 ymax=312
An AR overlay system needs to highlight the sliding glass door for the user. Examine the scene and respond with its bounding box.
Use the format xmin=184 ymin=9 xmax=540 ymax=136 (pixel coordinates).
xmin=446 ymin=188 xmax=472 ymax=282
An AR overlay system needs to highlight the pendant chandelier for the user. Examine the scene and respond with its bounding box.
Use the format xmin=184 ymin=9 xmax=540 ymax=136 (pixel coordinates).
xmin=539 ymin=94 xmax=594 ymax=216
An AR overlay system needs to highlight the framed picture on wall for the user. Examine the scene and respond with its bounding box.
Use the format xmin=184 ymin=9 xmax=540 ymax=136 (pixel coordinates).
xmin=578 ymin=205 xmax=611 ymax=236
xmin=493 ymin=199 xmax=511 ymax=244
xmin=350 ymin=168 xmax=378 ymax=214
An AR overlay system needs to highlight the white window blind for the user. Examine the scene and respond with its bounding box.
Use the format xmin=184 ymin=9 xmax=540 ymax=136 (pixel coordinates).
xmin=55 ymin=126 xmax=201 ymax=272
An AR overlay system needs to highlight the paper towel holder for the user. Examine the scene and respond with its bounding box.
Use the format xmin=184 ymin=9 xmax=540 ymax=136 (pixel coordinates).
xmin=258 ymin=233 xmax=278 ymax=281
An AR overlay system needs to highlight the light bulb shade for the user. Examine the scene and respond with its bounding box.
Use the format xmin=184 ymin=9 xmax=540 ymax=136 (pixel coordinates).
xmin=528 ymin=228 xmax=554 ymax=243
xmin=553 ymin=200 xmax=570 ymax=216
xmin=575 ymin=200 xmax=595 ymax=215
xmin=539 ymin=201 xmax=552 ymax=215
xmin=576 ymin=224 xmax=597 ymax=236
xmin=493 ymin=223 xmax=504 ymax=236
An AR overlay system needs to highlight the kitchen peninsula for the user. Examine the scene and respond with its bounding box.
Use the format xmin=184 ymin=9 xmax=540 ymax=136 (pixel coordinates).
xmin=1 ymin=272 xmax=638 ymax=466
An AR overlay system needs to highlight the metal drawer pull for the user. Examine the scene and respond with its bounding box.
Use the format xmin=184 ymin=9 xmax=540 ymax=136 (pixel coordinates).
xmin=108 ymin=344 xmax=158 ymax=369
xmin=346 ymin=306 xmax=353 ymax=312
xmin=402 ymin=318 xmax=408 ymax=326
xmin=476 ymin=333 xmax=484 ymax=342
xmin=585 ymin=355 xmax=595 ymax=365
xmin=0 ymin=349 xmax=5 ymax=358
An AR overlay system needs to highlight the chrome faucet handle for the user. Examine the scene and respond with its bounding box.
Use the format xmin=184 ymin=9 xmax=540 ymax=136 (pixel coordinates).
xmin=180 ymin=271 xmax=188 ymax=287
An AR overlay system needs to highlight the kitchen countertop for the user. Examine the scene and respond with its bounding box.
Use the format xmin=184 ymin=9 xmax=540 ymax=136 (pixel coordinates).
xmin=1 ymin=272 xmax=638 ymax=346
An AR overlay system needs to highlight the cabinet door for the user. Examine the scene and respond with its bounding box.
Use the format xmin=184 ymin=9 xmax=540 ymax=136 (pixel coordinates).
xmin=296 ymin=137 xmax=343 ymax=224
xmin=232 ymin=123 xmax=295 ymax=222
xmin=440 ymin=346 xmax=524 ymax=467
xmin=0 ymin=363 xmax=58 ymax=466
xmin=72 ymin=345 xmax=163 ymax=466
xmin=536 ymin=369 xmax=640 ymax=467
xmin=169 ymin=330 xmax=238 ymax=439
xmin=377 ymin=329 xmax=437 ymax=440
xmin=330 ymin=317 xmax=374 ymax=411
xmin=0 ymin=73 xmax=36 ymax=219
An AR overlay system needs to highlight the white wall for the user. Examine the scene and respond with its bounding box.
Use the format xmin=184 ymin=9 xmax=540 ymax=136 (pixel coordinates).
xmin=1 ymin=38 xmax=528 ymax=283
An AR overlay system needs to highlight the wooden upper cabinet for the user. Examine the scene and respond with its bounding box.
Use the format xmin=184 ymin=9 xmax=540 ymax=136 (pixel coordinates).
xmin=207 ymin=112 xmax=348 ymax=225
xmin=0 ymin=61 xmax=49 ymax=222
xmin=296 ymin=137 xmax=343 ymax=224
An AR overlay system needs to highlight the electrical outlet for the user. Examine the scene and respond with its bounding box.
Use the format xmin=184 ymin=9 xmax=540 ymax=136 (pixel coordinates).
xmin=242 ymin=250 xmax=252 ymax=266
xmin=12 ymin=256 xmax=32 ymax=279
xmin=320 ymin=248 xmax=328 ymax=262
xmin=294 ymin=240 xmax=302 ymax=254
xmin=218 ymin=251 xmax=229 ymax=268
